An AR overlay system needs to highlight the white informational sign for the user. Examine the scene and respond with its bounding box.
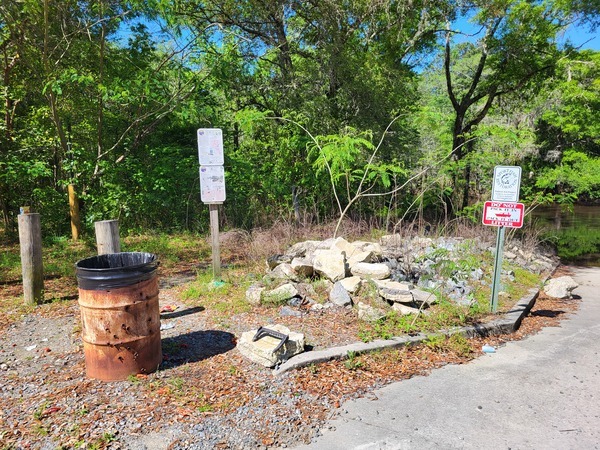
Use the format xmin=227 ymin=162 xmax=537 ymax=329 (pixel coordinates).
xmin=197 ymin=128 xmax=224 ymax=166
xmin=492 ymin=166 xmax=522 ymax=202
xmin=200 ymin=165 xmax=226 ymax=203
xmin=482 ymin=201 xmax=524 ymax=228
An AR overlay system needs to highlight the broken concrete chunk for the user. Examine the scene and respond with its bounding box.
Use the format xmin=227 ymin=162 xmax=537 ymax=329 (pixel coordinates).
xmin=246 ymin=283 xmax=265 ymax=306
xmin=350 ymin=262 xmax=391 ymax=280
xmin=372 ymin=279 xmax=415 ymax=291
xmin=291 ymin=257 xmax=314 ymax=278
xmin=347 ymin=251 xmax=374 ymax=269
xmin=313 ymin=249 xmax=346 ymax=282
xmin=391 ymin=303 xmax=421 ymax=315
xmin=379 ymin=287 xmax=413 ymax=304
xmin=262 ymin=283 xmax=299 ymax=304
xmin=351 ymin=241 xmax=383 ymax=257
xmin=270 ymin=263 xmax=299 ymax=282
xmin=339 ymin=276 xmax=362 ymax=294
xmin=237 ymin=324 xmax=305 ymax=368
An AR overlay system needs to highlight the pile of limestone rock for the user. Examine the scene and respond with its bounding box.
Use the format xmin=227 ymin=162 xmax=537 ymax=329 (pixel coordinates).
xmin=245 ymin=234 xmax=558 ymax=318
xmin=238 ymin=234 xmax=558 ymax=367
xmin=245 ymin=235 xmax=445 ymax=323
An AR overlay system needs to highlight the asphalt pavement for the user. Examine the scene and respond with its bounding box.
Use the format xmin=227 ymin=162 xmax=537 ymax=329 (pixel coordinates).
xmin=292 ymin=266 xmax=600 ymax=450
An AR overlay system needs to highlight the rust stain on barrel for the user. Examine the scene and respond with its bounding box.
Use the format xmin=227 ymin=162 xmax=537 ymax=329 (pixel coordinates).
xmin=78 ymin=276 xmax=162 ymax=381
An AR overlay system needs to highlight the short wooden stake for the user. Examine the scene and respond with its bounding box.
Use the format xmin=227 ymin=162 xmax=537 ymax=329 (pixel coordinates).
xmin=94 ymin=219 xmax=121 ymax=255
xmin=18 ymin=212 xmax=44 ymax=305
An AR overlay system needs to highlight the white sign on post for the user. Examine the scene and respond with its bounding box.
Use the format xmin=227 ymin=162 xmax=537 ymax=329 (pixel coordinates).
xmin=200 ymin=165 xmax=226 ymax=203
xmin=197 ymin=128 xmax=224 ymax=166
xmin=492 ymin=166 xmax=522 ymax=202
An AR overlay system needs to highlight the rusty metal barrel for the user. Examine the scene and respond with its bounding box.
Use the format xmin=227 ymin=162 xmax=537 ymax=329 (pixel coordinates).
xmin=75 ymin=252 xmax=162 ymax=381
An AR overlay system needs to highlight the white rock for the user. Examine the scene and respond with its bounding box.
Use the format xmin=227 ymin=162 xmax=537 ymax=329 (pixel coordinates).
xmin=270 ymin=263 xmax=299 ymax=282
xmin=379 ymin=287 xmax=413 ymax=304
xmin=313 ymin=249 xmax=347 ymax=282
xmin=391 ymin=303 xmax=421 ymax=315
xmin=372 ymin=279 xmax=414 ymax=291
xmin=245 ymin=283 xmax=265 ymax=305
xmin=339 ymin=276 xmax=362 ymax=294
xmin=331 ymin=237 xmax=354 ymax=255
xmin=237 ymin=324 xmax=304 ymax=368
xmin=347 ymin=251 xmax=374 ymax=269
xmin=263 ymin=283 xmax=299 ymax=304
xmin=544 ymin=276 xmax=578 ymax=299
xmin=352 ymin=241 xmax=382 ymax=257
xmin=350 ymin=262 xmax=391 ymax=280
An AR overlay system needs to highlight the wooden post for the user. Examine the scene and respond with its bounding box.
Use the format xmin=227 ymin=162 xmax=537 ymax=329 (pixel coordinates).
xmin=94 ymin=219 xmax=120 ymax=255
xmin=209 ymin=204 xmax=221 ymax=281
xmin=18 ymin=212 xmax=44 ymax=305
xmin=68 ymin=184 xmax=82 ymax=240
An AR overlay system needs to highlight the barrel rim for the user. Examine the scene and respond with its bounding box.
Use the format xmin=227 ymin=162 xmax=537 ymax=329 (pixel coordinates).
xmin=75 ymin=251 xmax=157 ymax=271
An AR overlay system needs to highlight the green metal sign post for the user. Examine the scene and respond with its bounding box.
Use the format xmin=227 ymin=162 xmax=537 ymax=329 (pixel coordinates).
xmin=490 ymin=226 xmax=505 ymax=313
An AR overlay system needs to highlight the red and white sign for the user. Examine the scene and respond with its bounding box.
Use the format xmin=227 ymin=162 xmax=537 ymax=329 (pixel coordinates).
xmin=482 ymin=201 xmax=524 ymax=228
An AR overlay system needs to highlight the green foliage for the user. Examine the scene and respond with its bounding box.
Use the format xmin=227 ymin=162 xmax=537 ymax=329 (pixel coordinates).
xmin=547 ymin=227 xmax=600 ymax=260
xmin=535 ymin=150 xmax=600 ymax=201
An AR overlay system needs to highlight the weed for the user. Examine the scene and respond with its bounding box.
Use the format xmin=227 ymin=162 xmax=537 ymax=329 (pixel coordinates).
xmin=197 ymin=403 xmax=213 ymax=413
xmin=344 ymin=351 xmax=364 ymax=371
xmin=424 ymin=333 xmax=446 ymax=351
xmin=169 ymin=377 xmax=185 ymax=393
xmin=32 ymin=424 xmax=48 ymax=436
xmin=424 ymin=333 xmax=473 ymax=357
xmin=127 ymin=374 xmax=141 ymax=384
xmin=33 ymin=401 xmax=50 ymax=420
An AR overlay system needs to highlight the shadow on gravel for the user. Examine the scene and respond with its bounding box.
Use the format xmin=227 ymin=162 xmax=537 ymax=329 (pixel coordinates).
xmin=160 ymin=306 xmax=204 ymax=320
xmin=160 ymin=330 xmax=236 ymax=369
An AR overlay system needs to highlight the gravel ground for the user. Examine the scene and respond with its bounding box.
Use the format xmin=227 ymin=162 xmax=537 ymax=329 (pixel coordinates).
xmin=0 ymin=267 xmax=578 ymax=450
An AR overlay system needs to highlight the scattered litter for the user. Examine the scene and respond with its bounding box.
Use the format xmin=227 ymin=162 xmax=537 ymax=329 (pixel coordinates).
xmin=482 ymin=344 xmax=496 ymax=354
xmin=160 ymin=305 xmax=179 ymax=313
xmin=25 ymin=345 xmax=37 ymax=351
xmin=160 ymin=322 xmax=175 ymax=331
xmin=210 ymin=281 xmax=226 ymax=288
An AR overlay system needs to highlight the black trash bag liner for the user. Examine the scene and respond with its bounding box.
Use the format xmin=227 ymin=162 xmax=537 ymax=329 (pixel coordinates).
xmin=75 ymin=252 xmax=159 ymax=290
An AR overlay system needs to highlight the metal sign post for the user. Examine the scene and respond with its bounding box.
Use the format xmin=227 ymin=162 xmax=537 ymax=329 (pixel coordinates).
xmin=490 ymin=226 xmax=505 ymax=313
xmin=198 ymin=128 xmax=226 ymax=283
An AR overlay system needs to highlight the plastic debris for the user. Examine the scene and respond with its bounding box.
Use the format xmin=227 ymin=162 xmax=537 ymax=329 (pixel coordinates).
xmin=25 ymin=345 xmax=37 ymax=351
xmin=482 ymin=344 xmax=496 ymax=353
xmin=160 ymin=305 xmax=178 ymax=313
xmin=160 ymin=322 xmax=175 ymax=331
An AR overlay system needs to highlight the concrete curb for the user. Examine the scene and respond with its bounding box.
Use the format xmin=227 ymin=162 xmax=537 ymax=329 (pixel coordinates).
xmin=273 ymin=287 xmax=540 ymax=376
